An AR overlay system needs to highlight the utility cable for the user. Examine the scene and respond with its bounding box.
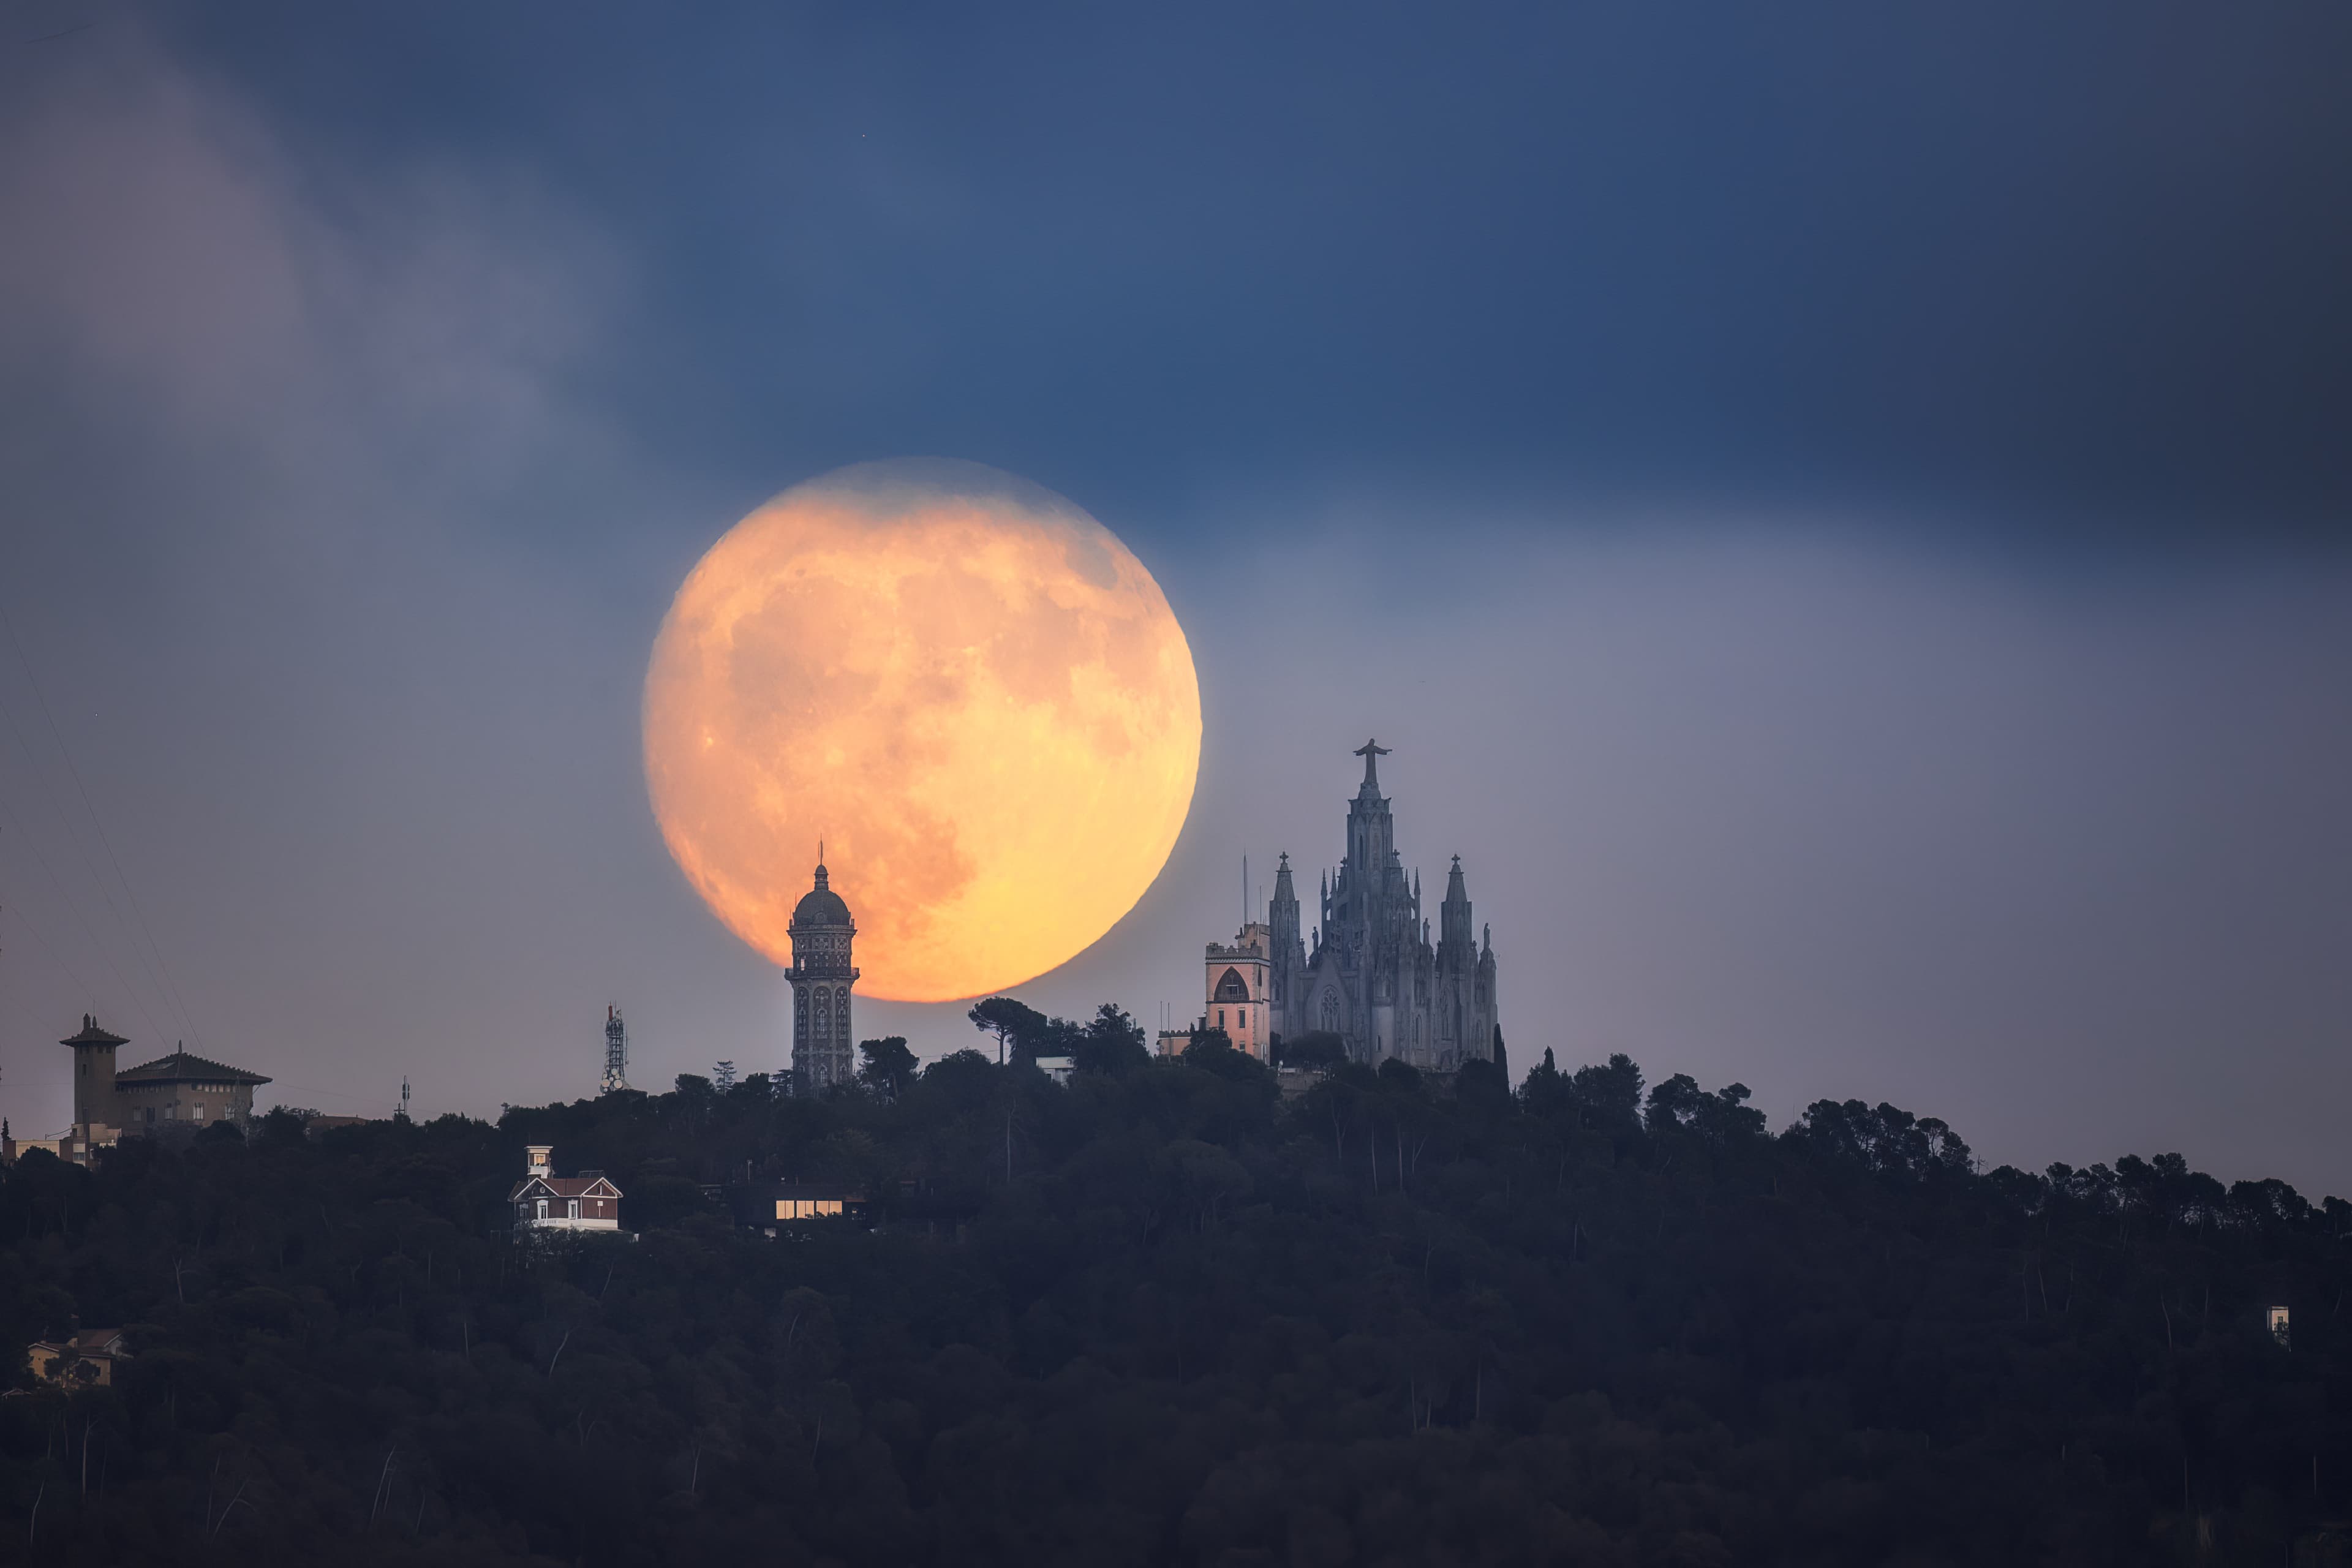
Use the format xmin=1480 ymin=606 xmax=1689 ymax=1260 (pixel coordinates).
xmin=0 ymin=792 xmax=170 ymax=1044
xmin=1 ymin=892 xmax=102 ymax=1005
xmin=0 ymin=593 xmax=204 ymax=1050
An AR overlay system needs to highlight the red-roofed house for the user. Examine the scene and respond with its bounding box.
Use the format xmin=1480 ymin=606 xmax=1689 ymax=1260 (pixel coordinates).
xmin=508 ymin=1145 xmax=622 ymax=1234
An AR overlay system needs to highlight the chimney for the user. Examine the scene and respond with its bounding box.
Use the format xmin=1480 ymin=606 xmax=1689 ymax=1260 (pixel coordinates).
xmin=526 ymin=1145 xmax=552 ymax=1178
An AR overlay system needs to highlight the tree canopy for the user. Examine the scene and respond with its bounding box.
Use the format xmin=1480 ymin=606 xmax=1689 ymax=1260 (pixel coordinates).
xmin=0 ymin=1030 xmax=2343 ymax=1565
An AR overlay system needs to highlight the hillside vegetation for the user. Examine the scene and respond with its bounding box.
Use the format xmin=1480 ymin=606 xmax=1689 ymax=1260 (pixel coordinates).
xmin=0 ymin=1013 xmax=2345 ymax=1566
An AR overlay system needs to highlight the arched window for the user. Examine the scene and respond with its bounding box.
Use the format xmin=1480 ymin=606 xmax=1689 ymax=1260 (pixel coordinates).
xmin=1319 ymin=990 xmax=1340 ymax=1033
xmin=1213 ymin=967 xmax=1250 ymax=1003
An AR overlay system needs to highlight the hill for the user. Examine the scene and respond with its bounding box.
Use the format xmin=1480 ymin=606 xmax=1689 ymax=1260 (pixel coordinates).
xmin=0 ymin=1023 xmax=2344 ymax=1566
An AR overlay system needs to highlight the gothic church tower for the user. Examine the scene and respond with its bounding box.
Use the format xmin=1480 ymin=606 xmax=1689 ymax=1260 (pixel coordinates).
xmin=1267 ymin=741 xmax=1499 ymax=1071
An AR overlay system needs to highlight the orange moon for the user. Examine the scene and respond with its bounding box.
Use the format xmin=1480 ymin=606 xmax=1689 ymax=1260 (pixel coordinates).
xmin=643 ymin=459 xmax=1202 ymax=1002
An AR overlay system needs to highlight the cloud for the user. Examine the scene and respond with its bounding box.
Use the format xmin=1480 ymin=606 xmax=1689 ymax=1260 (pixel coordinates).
xmin=0 ymin=29 xmax=652 ymax=1131
xmin=0 ymin=28 xmax=617 ymax=522
xmin=1004 ymin=498 xmax=2352 ymax=1197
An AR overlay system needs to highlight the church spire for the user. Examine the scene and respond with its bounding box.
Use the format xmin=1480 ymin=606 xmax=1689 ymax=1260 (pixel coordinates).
xmin=1440 ymin=854 xmax=1474 ymax=954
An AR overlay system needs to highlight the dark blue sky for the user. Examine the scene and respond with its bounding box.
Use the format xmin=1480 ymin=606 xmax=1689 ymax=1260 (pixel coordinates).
xmin=160 ymin=0 xmax=2352 ymax=542
xmin=1 ymin=2 xmax=2347 ymax=1193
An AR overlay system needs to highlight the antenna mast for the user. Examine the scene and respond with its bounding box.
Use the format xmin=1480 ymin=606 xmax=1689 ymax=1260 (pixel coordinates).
xmin=601 ymin=1006 xmax=630 ymax=1094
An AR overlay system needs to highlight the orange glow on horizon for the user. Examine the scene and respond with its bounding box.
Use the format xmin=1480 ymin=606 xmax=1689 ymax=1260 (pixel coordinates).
xmin=643 ymin=464 xmax=1201 ymax=1002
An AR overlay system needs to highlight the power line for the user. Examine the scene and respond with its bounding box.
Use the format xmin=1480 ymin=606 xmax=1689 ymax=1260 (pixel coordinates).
xmin=0 ymin=797 xmax=169 ymax=1042
xmin=1 ymin=895 xmax=101 ymax=1003
xmin=0 ymin=594 xmax=204 ymax=1050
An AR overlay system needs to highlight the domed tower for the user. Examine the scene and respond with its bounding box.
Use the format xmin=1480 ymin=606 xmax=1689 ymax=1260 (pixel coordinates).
xmin=786 ymin=857 xmax=859 ymax=1095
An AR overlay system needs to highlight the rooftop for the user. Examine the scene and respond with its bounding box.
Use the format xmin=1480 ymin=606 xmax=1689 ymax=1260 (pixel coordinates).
xmin=59 ymin=1015 xmax=128 ymax=1049
xmin=113 ymin=1049 xmax=273 ymax=1087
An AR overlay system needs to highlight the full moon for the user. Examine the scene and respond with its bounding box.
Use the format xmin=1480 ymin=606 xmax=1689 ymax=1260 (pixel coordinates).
xmin=643 ymin=459 xmax=1202 ymax=1002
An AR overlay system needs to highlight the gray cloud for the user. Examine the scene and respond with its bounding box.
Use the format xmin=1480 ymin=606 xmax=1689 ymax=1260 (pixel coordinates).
xmin=1 ymin=21 xmax=2345 ymax=1204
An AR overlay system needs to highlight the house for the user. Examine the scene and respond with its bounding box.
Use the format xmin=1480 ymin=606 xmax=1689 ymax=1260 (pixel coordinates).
xmin=52 ymin=1016 xmax=274 ymax=1158
xmin=720 ymin=1178 xmax=869 ymax=1237
xmin=1 ymin=1131 xmax=96 ymax=1167
xmin=29 ymin=1329 xmax=130 ymax=1387
xmin=1031 ymin=1053 xmax=1076 ymax=1087
xmin=507 ymin=1145 xmax=623 ymax=1233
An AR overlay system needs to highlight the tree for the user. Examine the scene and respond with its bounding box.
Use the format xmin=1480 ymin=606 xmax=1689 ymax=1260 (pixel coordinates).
xmin=968 ymin=997 xmax=1049 ymax=1065
xmin=1568 ymin=1052 xmax=1644 ymax=1131
xmin=1278 ymin=1030 xmax=1347 ymax=1072
xmin=1072 ymin=1004 xmax=1149 ymax=1076
xmin=1180 ymin=1027 xmax=1270 ymax=1084
xmin=858 ymin=1036 xmax=919 ymax=1097
xmin=1455 ymin=1056 xmax=1510 ymax=1109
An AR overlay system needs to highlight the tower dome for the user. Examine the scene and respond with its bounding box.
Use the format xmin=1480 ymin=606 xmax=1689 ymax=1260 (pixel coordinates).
xmin=791 ymin=862 xmax=853 ymax=928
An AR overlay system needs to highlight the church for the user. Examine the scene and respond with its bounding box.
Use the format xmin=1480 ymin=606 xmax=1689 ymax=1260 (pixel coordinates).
xmin=1170 ymin=742 xmax=1501 ymax=1074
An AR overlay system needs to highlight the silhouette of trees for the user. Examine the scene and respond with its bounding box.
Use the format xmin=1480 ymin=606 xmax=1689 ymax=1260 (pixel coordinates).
xmin=0 ymin=1031 xmax=2340 ymax=1564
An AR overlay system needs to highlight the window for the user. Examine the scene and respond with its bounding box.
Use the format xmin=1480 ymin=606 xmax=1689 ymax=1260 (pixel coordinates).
xmin=535 ymin=1199 xmax=548 ymax=1221
xmin=775 ymin=1198 xmax=847 ymax=1220
xmin=567 ymin=1199 xmax=580 ymax=1220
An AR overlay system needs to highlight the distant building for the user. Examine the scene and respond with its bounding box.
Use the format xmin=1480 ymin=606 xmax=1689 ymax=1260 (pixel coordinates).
xmin=786 ymin=858 xmax=859 ymax=1095
xmin=42 ymin=1016 xmax=273 ymax=1159
xmin=721 ymin=1178 xmax=870 ymax=1236
xmin=508 ymin=1145 xmax=623 ymax=1234
xmin=1162 ymin=744 xmax=1502 ymax=1072
xmin=1032 ymin=1054 xmax=1076 ymax=1086
xmin=0 ymin=1132 xmax=96 ymax=1166
xmin=1159 ymin=923 xmax=1275 ymax=1060
xmin=29 ymin=1329 xmax=130 ymax=1387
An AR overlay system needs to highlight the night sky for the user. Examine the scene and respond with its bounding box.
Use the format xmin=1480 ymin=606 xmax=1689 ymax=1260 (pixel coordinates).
xmin=1 ymin=3 xmax=2347 ymax=1193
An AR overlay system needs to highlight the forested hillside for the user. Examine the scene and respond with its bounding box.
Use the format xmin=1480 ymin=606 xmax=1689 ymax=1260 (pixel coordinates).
xmin=0 ymin=1014 xmax=2345 ymax=1566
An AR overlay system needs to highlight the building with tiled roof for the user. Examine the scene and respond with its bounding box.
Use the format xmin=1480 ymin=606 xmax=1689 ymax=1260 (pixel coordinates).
xmin=58 ymin=1014 xmax=273 ymax=1150
xmin=508 ymin=1145 xmax=623 ymax=1234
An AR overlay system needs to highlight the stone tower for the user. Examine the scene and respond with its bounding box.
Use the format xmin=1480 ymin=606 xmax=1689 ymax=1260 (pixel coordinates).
xmin=62 ymin=1014 xmax=126 ymax=1131
xmin=786 ymin=858 xmax=858 ymax=1095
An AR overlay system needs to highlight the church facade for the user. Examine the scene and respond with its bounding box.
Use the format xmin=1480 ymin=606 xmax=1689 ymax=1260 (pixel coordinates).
xmin=1266 ymin=742 xmax=1500 ymax=1072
